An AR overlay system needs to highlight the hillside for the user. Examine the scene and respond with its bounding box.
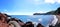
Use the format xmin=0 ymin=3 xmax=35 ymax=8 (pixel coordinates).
xmin=33 ymin=7 xmax=60 ymax=15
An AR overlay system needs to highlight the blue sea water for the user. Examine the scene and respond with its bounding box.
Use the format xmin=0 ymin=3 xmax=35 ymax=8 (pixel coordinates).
xmin=10 ymin=15 xmax=54 ymax=27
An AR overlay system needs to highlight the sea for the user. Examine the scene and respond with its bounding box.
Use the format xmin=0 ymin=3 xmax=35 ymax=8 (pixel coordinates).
xmin=10 ymin=15 xmax=54 ymax=27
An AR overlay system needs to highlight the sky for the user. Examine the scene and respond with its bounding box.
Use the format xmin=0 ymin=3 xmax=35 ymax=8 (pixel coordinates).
xmin=0 ymin=0 xmax=60 ymax=15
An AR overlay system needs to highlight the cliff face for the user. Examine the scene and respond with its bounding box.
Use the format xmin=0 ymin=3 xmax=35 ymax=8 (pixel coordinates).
xmin=33 ymin=7 xmax=60 ymax=15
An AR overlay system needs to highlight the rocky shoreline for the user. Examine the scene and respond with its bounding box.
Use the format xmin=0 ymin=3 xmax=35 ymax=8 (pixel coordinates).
xmin=0 ymin=7 xmax=60 ymax=27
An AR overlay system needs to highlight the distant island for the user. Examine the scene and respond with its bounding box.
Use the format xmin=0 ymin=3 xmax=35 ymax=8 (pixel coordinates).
xmin=33 ymin=7 xmax=60 ymax=15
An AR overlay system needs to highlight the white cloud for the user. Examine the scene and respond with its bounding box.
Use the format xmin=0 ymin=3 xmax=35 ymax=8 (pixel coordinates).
xmin=44 ymin=0 xmax=55 ymax=4
xmin=56 ymin=0 xmax=60 ymax=3
xmin=27 ymin=0 xmax=60 ymax=5
xmin=4 ymin=12 xmax=33 ymax=15
xmin=44 ymin=0 xmax=60 ymax=4
xmin=34 ymin=0 xmax=45 ymax=5
xmin=3 ymin=12 xmax=12 ymax=15
xmin=39 ymin=11 xmax=45 ymax=13
xmin=34 ymin=11 xmax=47 ymax=13
xmin=2 ymin=11 xmax=46 ymax=15
xmin=34 ymin=0 xmax=40 ymax=1
xmin=27 ymin=0 xmax=44 ymax=5
xmin=4 ymin=9 xmax=8 ymax=12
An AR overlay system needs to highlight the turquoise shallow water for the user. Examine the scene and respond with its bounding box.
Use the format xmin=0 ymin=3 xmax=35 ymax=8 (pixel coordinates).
xmin=11 ymin=15 xmax=54 ymax=26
